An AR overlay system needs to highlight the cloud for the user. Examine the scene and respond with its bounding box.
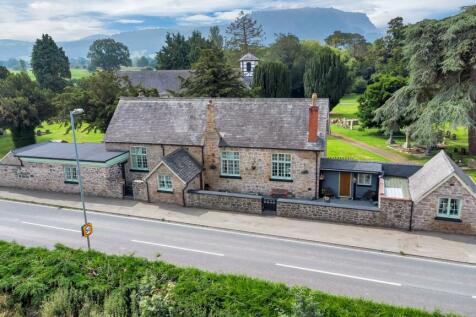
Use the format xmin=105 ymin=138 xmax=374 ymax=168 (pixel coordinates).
xmin=0 ymin=0 xmax=474 ymax=41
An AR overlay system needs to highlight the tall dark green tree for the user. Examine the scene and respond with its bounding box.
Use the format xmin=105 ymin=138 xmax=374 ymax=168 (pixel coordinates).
xmin=0 ymin=73 xmax=52 ymax=147
xmin=31 ymin=34 xmax=71 ymax=92
xmin=0 ymin=66 xmax=9 ymax=80
xmin=357 ymin=74 xmax=407 ymax=128
xmin=156 ymin=33 xmax=191 ymax=70
xmin=376 ymin=6 xmax=476 ymax=153
xmin=226 ymin=11 xmax=264 ymax=53
xmin=252 ymin=62 xmax=291 ymax=97
xmin=208 ymin=26 xmax=224 ymax=49
xmin=374 ymin=17 xmax=407 ymax=77
xmin=303 ymin=47 xmax=350 ymax=109
xmin=188 ymin=31 xmax=211 ymax=65
xmin=179 ymin=49 xmax=248 ymax=97
xmin=88 ymin=39 xmax=131 ymax=71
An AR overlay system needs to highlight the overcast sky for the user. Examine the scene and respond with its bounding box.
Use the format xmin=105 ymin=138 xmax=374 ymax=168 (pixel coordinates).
xmin=1 ymin=0 xmax=473 ymax=41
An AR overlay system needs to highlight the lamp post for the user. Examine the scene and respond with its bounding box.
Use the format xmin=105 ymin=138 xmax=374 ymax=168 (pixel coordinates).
xmin=70 ymin=108 xmax=91 ymax=251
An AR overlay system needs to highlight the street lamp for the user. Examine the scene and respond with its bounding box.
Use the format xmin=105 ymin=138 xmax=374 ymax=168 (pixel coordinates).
xmin=70 ymin=108 xmax=91 ymax=251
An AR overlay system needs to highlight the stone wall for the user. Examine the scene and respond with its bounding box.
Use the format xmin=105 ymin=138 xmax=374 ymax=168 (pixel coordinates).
xmin=132 ymin=180 xmax=148 ymax=201
xmin=0 ymin=162 xmax=124 ymax=198
xmin=379 ymin=197 xmax=412 ymax=229
xmin=186 ymin=190 xmax=262 ymax=214
xmin=412 ymin=176 xmax=476 ymax=234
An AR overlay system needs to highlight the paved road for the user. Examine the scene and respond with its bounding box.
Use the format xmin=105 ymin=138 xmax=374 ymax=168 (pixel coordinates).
xmin=0 ymin=199 xmax=475 ymax=316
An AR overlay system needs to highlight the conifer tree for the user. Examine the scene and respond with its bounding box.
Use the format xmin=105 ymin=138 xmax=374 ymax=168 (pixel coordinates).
xmin=226 ymin=11 xmax=264 ymax=53
xmin=252 ymin=62 xmax=291 ymax=97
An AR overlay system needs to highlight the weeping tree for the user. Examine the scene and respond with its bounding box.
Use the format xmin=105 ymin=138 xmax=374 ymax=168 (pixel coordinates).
xmin=303 ymin=47 xmax=350 ymax=109
xmin=252 ymin=62 xmax=291 ymax=97
xmin=376 ymin=6 xmax=476 ymax=154
xmin=0 ymin=73 xmax=52 ymax=148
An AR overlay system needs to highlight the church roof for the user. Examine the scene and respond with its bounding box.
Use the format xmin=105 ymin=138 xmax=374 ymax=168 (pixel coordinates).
xmin=239 ymin=53 xmax=259 ymax=61
xmin=105 ymin=97 xmax=328 ymax=151
xmin=118 ymin=70 xmax=192 ymax=96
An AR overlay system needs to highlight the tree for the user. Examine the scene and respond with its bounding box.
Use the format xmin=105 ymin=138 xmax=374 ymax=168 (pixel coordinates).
xmin=88 ymin=39 xmax=131 ymax=71
xmin=303 ymin=47 xmax=350 ymax=109
xmin=377 ymin=6 xmax=476 ymax=153
xmin=209 ymin=26 xmax=224 ymax=49
xmin=325 ymin=31 xmax=369 ymax=60
xmin=156 ymin=33 xmax=190 ymax=70
xmin=0 ymin=73 xmax=52 ymax=147
xmin=179 ymin=49 xmax=248 ymax=97
xmin=0 ymin=66 xmax=9 ymax=80
xmin=252 ymin=62 xmax=291 ymax=97
xmin=136 ymin=56 xmax=150 ymax=68
xmin=188 ymin=31 xmax=211 ymax=65
xmin=226 ymin=11 xmax=264 ymax=53
xmin=357 ymin=75 xmax=407 ymax=128
xmin=374 ymin=17 xmax=407 ymax=77
xmin=54 ymin=71 xmax=156 ymax=133
xmin=31 ymin=34 xmax=71 ymax=92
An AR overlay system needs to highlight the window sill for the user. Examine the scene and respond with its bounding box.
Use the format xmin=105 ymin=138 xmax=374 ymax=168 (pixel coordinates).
xmin=64 ymin=181 xmax=79 ymax=184
xmin=434 ymin=217 xmax=462 ymax=223
xmin=357 ymin=183 xmax=372 ymax=187
xmin=270 ymin=178 xmax=293 ymax=183
xmin=130 ymin=169 xmax=149 ymax=173
xmin=158 ymin=190 xmax=174 ymax=194
xmin=220 ymin=175 xmax=242 ymax=179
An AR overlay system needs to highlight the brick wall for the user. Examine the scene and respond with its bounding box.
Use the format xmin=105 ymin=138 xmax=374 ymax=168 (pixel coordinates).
xmin=412 ymin=176 xmax=476 ymax=234
xmin=186 ymin=190 xmax=262 ymax=214
xmin=0 ymin=162 xmax=124 ymax=198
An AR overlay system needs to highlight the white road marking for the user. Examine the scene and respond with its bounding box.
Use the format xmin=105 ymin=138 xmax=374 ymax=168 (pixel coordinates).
xmin=276 ymin=263 xmax=402 ymax=287
xmin=21 ymin=221 xmax=80 ymax=233
xmin=131 ymin=239 xmax=225 ymax=257
xmin=3 ymin=199 xmax=476 ymax=269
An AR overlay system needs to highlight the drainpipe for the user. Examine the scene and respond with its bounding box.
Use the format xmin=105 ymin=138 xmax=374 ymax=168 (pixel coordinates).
xmin=200 ymin=145 xmax=205 ymax=190
xmin=161 ymin=144 xmax=165 ymax=156
xmin=145 ymin=180 xmax=151 ymax=203
xmin=314 ymin=152 xmax=318 ymax=199
xmin=182 ymin=179 xmax=193 ymax=207
xmin=409 ymin=201 xmax=414 ymax=231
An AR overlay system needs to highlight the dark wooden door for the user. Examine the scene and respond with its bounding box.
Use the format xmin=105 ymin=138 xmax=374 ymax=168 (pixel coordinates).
xmin=339 ymin=172 xmax=351 ymax=197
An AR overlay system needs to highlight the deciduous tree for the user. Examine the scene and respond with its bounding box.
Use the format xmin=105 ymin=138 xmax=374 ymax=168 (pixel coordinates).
xmin=88 ymin=39 xmax=131 ymax=71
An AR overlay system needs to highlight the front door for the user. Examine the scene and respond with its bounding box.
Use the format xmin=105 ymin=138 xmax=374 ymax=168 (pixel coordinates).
xmin=339 ymin=172 xmax=351 ymax=197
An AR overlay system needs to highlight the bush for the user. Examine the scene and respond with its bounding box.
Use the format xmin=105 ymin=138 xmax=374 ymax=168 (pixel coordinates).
xmin=0 ymin=241 xmax=459 ymax=317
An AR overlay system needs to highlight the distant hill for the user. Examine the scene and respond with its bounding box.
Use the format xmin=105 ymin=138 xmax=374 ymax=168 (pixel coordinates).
xmin=0 ymin=7 xmax=381 ymax=61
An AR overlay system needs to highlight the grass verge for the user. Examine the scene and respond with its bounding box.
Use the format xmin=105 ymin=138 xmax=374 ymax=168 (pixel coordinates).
xmin=0 ymin=241 xmax=456 ymax=317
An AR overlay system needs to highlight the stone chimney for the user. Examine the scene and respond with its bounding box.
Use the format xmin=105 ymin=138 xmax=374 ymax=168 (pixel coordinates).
xmin=308 ymin=93 xmax=319 ymax=142
xmin=206 ymin=100 xmax=217 ymax=132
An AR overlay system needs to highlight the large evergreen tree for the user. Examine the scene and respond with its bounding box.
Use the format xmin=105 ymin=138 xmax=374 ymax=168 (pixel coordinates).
xmin=376 ymin=6 xmax=476 ymax=153
xmin=226 ymin=11 xmax=264 ymax=53
xmin=156 ymin=33 xmax=191 ymax=70
xmin=88 ymin=39 xmax=131 ymax=71
xmin=374 ymin=17 xmax=408 ymax=77
xmin=303 ymin=47 xmax=350 ymax=109
xmin=0 ymin=73 xmax=52 ymax=147
xmin=179 ymin=49 xmax=248 ymax=97
xmin=252 ymin=62 xmax=291 ymax=97
xmin=188 ymin=31 xmax=212 ymax=65
xmin=208 ymin=26 xmax=224 ymax=49
xmin=31 ymin=34 xmax=71 ymax=92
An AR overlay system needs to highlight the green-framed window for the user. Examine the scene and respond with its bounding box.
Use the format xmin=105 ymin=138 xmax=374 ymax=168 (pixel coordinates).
xmin=158 ymin=175 xmax=173 ymax=192
xmin=357 ymin=173 xmax=372 ymax=186
xmin=64 ymin=166 xmax=78 ymax=183
xmin=221 ymin=151 xmax=240 ymax=177
xmin=130 ymin=146 xmax=148 ymax=170
xmin=271 ymin=153 xmax=292 ymax=180
xmin=437 ymin=198 xmax=462 ymax=219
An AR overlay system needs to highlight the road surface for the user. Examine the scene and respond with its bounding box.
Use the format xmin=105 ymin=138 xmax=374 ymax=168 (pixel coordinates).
xmin=0 ymin=199 xmax=475 ymax=316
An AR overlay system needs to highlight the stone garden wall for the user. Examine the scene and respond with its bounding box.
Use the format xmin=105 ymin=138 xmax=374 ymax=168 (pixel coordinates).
xmin=186 ymin=190 xmax=262 ymax=214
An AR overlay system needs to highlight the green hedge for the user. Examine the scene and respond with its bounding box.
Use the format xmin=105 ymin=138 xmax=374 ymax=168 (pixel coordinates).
xmin=0 ymin=241 xmax=457 ymax=316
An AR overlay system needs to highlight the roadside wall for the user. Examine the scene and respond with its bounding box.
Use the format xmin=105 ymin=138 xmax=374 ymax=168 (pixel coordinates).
xmin=0 ymin=161 xmax=124 ymax=198
xmin=187 ymin=190 xmax=262 ymax=214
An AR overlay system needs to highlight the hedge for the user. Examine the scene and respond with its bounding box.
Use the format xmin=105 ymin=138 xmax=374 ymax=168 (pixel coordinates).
xmin=0 ymin=241 xmax=458 ymax=316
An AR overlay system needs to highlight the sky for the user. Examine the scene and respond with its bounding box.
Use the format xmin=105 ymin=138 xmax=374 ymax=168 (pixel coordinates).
xmin=0 ymin=0 xmax=473 ymax=42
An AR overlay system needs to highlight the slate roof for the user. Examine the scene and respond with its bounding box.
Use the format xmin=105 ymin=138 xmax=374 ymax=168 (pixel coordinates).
xmin=240 ymin=53 xmax=259 ymax=61
xmin=118 ymin=70 xmax=192 ymax=96
xmin=409 ymin=150 xmax=476 ymax=202
xmin=13 ymin=142 xmax=127 ymax=163
xmin=382 ymin=163 xmax=422 ymax=178
xmin=320 ymin=158 xmax=382 ymax=173
xmin=158 ymin=149 xmax=202 ymax=183
xmin=105 ymin=97 xmax=329 ymax=151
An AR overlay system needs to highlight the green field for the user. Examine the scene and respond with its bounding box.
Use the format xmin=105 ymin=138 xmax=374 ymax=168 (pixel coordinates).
xmin=327 ymin=136 xmax=389 ymax=162
xmin=0 ymin=123 xmax=103 ymax=158
xmin=10 ymin=68 xmax=90 ymax=80
xmin=330 ymin=94 xmax=359 ymax=119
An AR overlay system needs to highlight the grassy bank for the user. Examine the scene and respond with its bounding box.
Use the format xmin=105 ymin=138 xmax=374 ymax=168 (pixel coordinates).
xmin=0 ymin=241 xmax=456 ymax=317
xmin=10 ymin=68 xmax=91 ymax=80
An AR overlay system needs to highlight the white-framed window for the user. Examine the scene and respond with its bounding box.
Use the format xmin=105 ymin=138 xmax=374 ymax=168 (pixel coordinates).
xmin=357 ymin=173 xmax=372 ymax=186
xmin=271 ymin=153 xmax=292 ymax=180
xmin=437 ymin=198 xmax=462 ymax=219
xmin=221 ymin=151 xmax=240 ymax=177
xmin=64 ymin=166 xmax=78 ymax=183
xmin=158 ymin=175 xmax=173 ymax=192
xmin=130 ymin=146 xmax=148 ymax=170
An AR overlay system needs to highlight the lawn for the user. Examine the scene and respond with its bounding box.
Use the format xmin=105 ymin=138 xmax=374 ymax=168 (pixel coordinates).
xmin=330 ymin=94 xmax=360 ymax=119
xmin=0 ymin=122 xmax=103 ymax=158
xmin=10 ymin=68 xmax=90 ymax=80
xmin=327 ymin=136 xmax=389 ymax=162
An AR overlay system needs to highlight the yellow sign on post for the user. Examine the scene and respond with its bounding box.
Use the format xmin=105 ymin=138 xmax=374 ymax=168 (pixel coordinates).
xmin=81 ymin=223 xmax=93 ymax=237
